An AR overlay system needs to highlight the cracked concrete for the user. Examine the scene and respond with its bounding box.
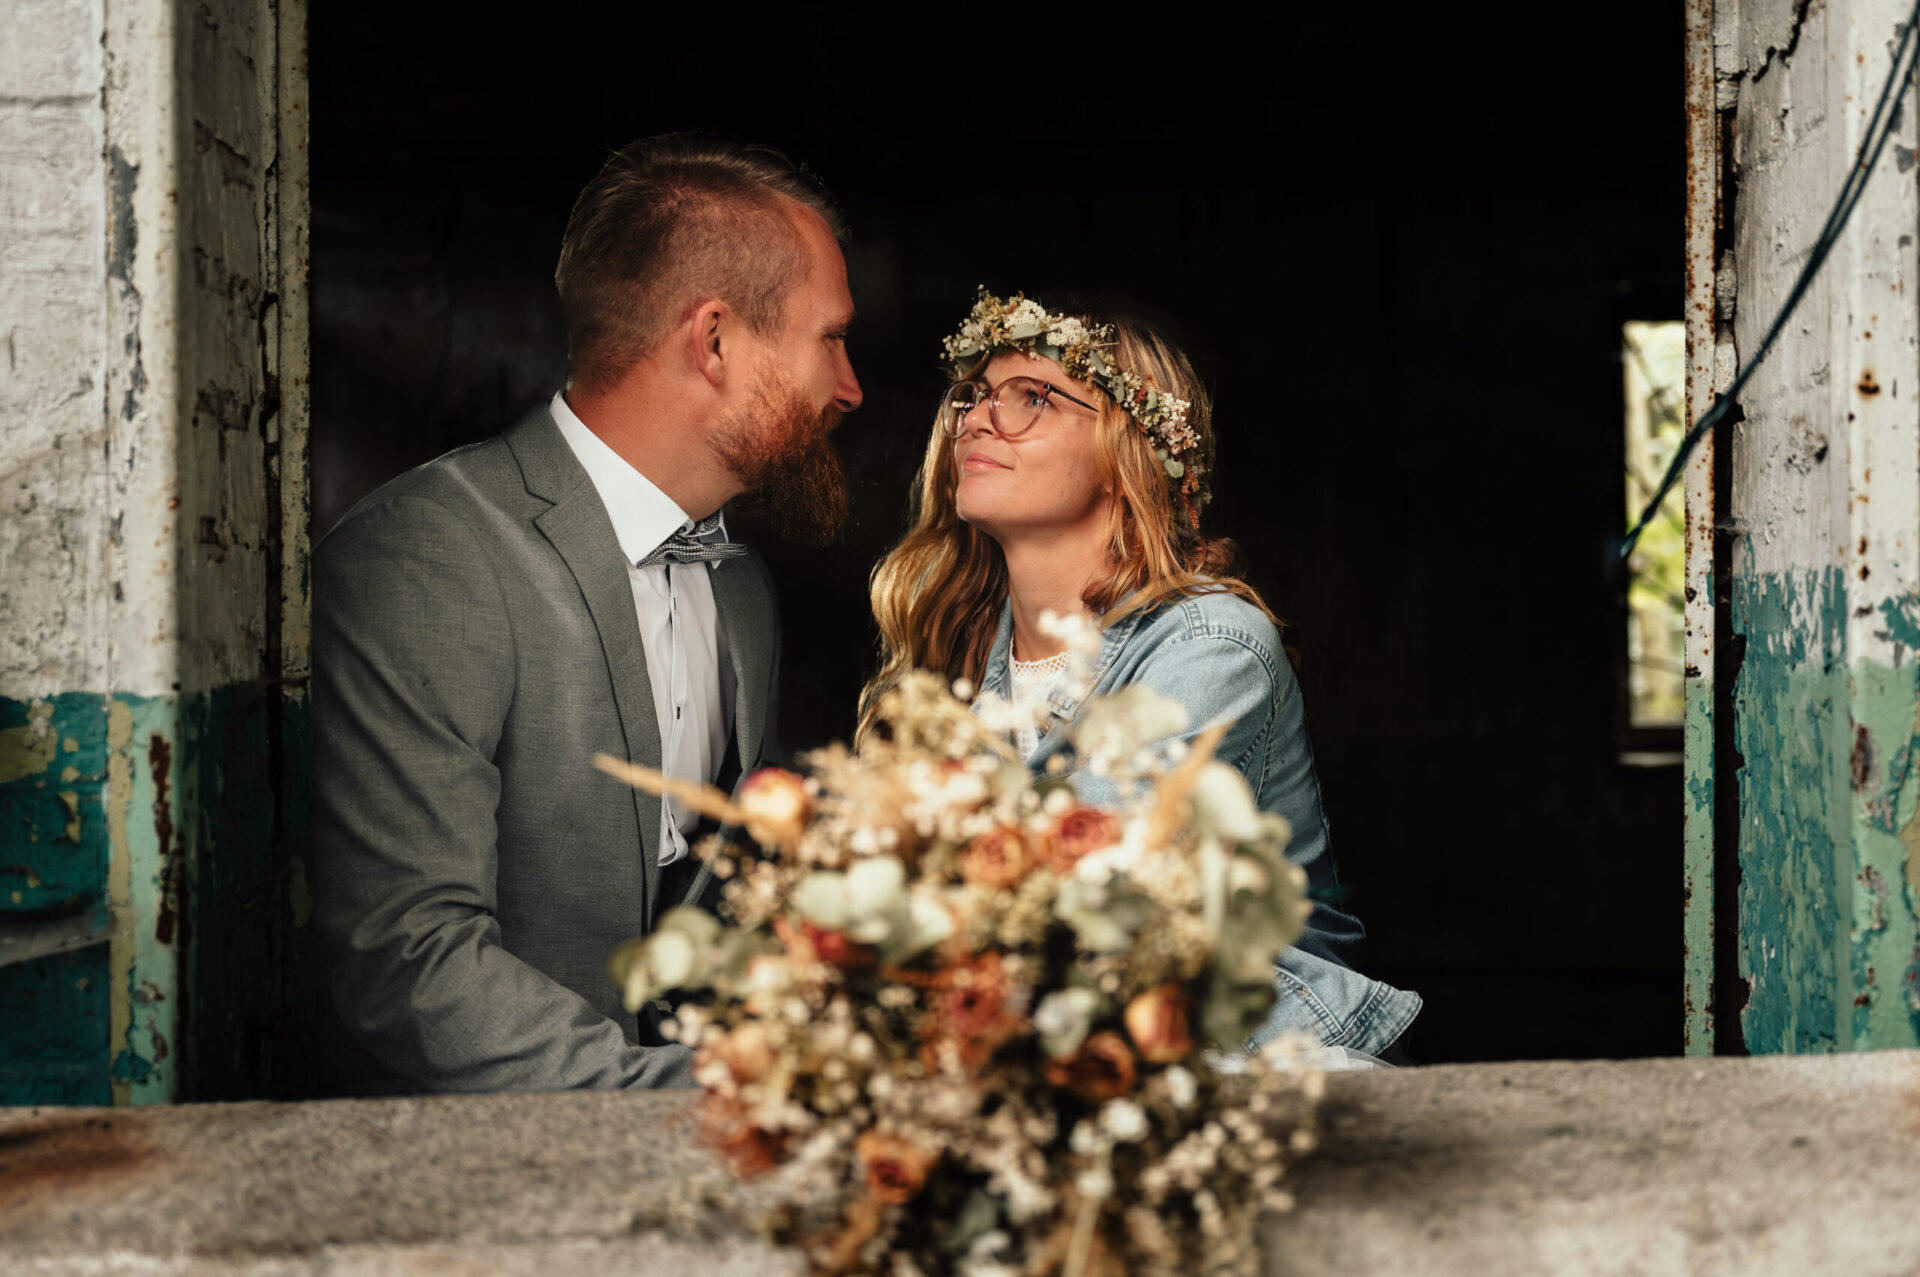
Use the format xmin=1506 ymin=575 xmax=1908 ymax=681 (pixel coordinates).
xmin=3 ymin=1052 xmax=1916 ymax=1275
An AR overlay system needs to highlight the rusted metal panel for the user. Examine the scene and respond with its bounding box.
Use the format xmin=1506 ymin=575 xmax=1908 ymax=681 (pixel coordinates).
xmin=1683 ymin=0 xmax=1719 ymax=1056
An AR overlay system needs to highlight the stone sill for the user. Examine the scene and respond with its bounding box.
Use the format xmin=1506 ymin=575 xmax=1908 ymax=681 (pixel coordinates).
xmin=3 ymin=1051 xmax=1917 ymax=1275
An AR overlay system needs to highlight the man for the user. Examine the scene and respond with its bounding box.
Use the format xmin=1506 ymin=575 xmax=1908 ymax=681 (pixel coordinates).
xmin=313 ymin=136 xmax=862 ymax=1092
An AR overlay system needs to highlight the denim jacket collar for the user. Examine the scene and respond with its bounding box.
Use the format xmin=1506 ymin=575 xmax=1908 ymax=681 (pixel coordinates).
xmin=977 ymin=598 xmax=1149 ymax=764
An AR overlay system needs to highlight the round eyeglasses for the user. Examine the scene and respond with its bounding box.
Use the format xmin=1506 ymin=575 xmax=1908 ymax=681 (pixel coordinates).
xmin=941 ymin=375 xmax=1100 ymax=440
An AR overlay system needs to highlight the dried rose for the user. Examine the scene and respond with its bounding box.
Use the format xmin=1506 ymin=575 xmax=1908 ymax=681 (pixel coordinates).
xmin=1124 ymin=983 xmax=1193 ymax=1064
xmin=854 ymin=1129 xmax=939 ymax=1204
xmin=1045 ymin=1030 xmax=1137 ymax=1101
xmin=960 ymin=825 xmax=1034 ymax=889
xmin=709 ymin=1021 xmax=774 ymax=1085
xmin=737 ymin=766 xmax=811 ymax=849
xmin=920 ymin=951 xmax=1026 ymax=1074
xmin=700 ymin=1093 xmax=786 ymax=1176
xmin=801 ymin=922 xmax=878 ymax=973
xmin=1042 ymin=806 xmax=1121 ymax=873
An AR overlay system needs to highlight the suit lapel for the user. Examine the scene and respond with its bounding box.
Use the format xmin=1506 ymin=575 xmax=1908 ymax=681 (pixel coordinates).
xmin=709 ymin=557 xmax=770 ymax=773
xmin=510 ymin=408 xmax=664 ymax=921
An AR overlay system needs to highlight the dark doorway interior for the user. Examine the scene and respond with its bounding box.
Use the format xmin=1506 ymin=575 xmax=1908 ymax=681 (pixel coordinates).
xmin=311 ymin=7 xmax=1685 ymax=1063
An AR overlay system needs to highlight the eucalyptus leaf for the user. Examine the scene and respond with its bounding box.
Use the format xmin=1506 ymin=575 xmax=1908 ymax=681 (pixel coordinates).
xmin=655 ymin=905 xmax=722 ymax=946
xmin=1033 ymin=986 xmax=1101 ymax=1058
xmin=1202 ymin=969 xmax=1279 ymax=1048
xmin=882 ymin=891 xmax=953 ymax=963
xmin=1061 ymin=908 xmax=1133 ymax=954
xmin=607 ymin=936 xmax=648 ymax=994
xmin=939 ymin=1189 xmax=1004 ymax=1256
xmin=1056 ymin=875 xmax=1155 ymax=954
xmin=649 ymin=930 xmax=699 ymax=989
xmin=793 ymin=871 xmax=851 ymax=929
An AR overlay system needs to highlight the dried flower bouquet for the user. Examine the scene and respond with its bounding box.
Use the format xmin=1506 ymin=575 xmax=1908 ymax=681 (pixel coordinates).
xmin=596 ymin=629 xmax=1324 ymax=1276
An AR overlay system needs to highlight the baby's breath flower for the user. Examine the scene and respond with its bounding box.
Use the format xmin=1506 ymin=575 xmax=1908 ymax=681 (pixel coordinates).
xmin=1162 ymin=1064 xmax=1199 ymax=1110
xmin=1101 ymin=1098 xmax=1149 ymax=1143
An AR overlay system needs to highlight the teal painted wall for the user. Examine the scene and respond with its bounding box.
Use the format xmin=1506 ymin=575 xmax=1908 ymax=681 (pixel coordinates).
xmin=1732 ymin=568 xmax=1920 ymax=1052
xmin=0 ymin=950 xmax=112 ymax=1106
xmin=0 ymin=687 xmax=311 ymax=1104
xmin=1 ymin=693 xmax=114 ymax=1104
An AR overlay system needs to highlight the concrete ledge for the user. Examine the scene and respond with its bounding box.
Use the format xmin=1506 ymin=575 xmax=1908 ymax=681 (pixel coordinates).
xmin=1269 ymin=1051 xmax=1920 ymax=1276
xmin=3 ymin=1051 xmax=1917 ymax=1274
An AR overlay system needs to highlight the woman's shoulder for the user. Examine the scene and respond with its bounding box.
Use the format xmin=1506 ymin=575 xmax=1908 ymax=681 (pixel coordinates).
xmin=1121 ymin=587 xmax=1286 ymax=680
xmin=1134 ymin=585 xmax=1281 ymax=647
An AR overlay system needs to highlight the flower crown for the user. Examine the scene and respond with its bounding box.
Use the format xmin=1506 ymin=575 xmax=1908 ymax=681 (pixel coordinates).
xmin=941 ymin=288 xmax=1210 ymax=517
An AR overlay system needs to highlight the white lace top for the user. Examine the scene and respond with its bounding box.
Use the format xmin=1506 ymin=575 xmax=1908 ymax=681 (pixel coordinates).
xmin=1009 ymin=649 xmax=1069 ymax=760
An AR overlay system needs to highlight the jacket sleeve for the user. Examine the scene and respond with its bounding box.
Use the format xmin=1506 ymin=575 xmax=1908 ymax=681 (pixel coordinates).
xmin=313 ymin=495 xmax=692 ymax=1091
xmin=1110 ymin=626 xmax=1366 ymax=970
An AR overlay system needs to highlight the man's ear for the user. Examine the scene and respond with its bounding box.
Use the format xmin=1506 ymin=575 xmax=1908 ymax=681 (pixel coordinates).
xmin=688 ymin=299 xmax=731 ymax=390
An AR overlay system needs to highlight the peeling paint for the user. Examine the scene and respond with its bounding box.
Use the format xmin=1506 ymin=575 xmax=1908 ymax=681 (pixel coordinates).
xmin=106 ymin=695 xmax=178 ymax=1106
xmin=1733 ymin=569 xmax=1849 ymax=1053
xmin=1684 ymin=677 xmax=1716 ymax=1052
xmin=1717 ymin=0 xmax=1920 ymax=1055
xmin=1734 ymin=567 xmax=1920 ymax=1051
xmin=0 ymin=702 xmax=59 ymax=786
xmin=2 ymin=694 xmax=111 ymax=1104
xmin=1845 ymin=655 xmax=1920 ymax=1045
xmin=106 ymin=699 xmax=134 ymax=1107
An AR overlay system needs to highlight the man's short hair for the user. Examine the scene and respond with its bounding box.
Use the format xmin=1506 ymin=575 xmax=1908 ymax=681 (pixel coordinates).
xmin=555 ymin=134 xmax=846 ymax=394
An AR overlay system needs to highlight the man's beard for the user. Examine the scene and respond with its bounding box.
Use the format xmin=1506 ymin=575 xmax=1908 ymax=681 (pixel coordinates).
xmin=713 ymin=369 xmax=849 ymax=547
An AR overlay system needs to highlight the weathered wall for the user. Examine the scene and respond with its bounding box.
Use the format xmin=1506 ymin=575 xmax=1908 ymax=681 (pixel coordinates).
xmin=1711 ymin=0 xmax=1920 ymax=1051
xmin=0 ymin=0 xmax=310 ymax=1103
xmin=2 ymin=0 xmax=121 ymax=1106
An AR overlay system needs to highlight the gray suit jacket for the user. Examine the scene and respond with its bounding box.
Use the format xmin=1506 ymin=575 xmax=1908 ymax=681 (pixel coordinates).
xmin=313 ymin=404 xmax=780 ymax=1091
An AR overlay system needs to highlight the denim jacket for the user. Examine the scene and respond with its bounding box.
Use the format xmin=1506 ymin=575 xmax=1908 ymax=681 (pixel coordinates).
xmin=974 ymin=591 xmax=1421 ymax=1056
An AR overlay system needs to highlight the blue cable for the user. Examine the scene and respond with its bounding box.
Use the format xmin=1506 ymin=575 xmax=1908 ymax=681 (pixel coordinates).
xmin=1622 ymin=2 xmax=1920 ymax=558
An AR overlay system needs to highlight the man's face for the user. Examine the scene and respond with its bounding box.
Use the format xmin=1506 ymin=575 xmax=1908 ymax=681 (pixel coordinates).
xmin=711 ymin=208 xmax=862 ymax=545
xmin=762 ymin=208 xmax=862 ymax=421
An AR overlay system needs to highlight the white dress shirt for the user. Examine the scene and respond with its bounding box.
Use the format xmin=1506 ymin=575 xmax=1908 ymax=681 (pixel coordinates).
xmin=550 ymin=391 xmax=733 ymax=866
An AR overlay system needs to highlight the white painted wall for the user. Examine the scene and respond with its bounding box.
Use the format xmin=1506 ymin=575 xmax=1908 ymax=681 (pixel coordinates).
xmin=1723 ymin=0 xmax=1920 ymax=595
xmin=0 ymin=0 xmax=111 ymax=700
xmin=1 ymin=0 xmax=307 ymax=704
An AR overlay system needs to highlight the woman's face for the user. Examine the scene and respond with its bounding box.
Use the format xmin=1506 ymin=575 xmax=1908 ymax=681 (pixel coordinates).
xmin=951 ymin=351 xmax=1109 ymax=544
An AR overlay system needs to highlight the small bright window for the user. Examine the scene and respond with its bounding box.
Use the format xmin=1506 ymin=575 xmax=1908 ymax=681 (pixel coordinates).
xmin=1622 ymin=321 xmax=1686 ymax=729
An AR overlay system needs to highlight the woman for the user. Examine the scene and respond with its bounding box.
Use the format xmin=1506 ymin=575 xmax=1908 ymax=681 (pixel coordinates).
xmin=861 ymin=289 xmax=1420 ymax=1063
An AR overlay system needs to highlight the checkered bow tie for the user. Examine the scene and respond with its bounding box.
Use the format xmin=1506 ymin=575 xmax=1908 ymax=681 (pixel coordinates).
xmin=633 ymin=511 xmax=749 ymax=571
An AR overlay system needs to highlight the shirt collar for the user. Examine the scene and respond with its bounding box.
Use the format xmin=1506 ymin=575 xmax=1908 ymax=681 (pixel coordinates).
xmin=550 ymin=390 xmax=725 ymax=565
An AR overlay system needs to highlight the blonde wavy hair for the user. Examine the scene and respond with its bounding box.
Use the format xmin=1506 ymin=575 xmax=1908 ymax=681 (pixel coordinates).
xmin=858 ymin=310 xmax=1275 ymax=740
